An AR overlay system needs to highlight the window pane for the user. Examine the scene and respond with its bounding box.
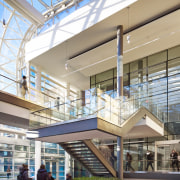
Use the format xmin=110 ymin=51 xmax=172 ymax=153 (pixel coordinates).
xmin=96 ymin=69 xmax=113 ymax=83
xmin=148 ymin=62 xmax=166 ymax=81
xmin=168 ymin=45 xmax=180 ymax=60
xmin=124 ymin=64 xmax=129 ymax=74
xmin=90 ymin=75 xmax=95 ymax=85
xmin=130 ymin=61 xmax=138 ymax=72
xmin=45 ymin=143 xmax=57 ymax=148
xmin=148 ymin=50 xmax=167 ymax=66
xmin=96 ymin=79 xmax=113 ymax=92
xmin=168 ymin=57 xmax=180 ymax=76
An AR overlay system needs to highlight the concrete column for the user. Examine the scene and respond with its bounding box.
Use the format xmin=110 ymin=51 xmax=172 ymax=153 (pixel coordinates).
xmin=117 ymin=25 xmax=124 ymax=180
xmin=65 ymin=83 xmax=71 ymax=119
xmin=65 ymin=152 xmax=70 ymax=175
xmin=35 ymin=66 xmax=41 ymax=92
xmin=117 ymin=25 xmax=123 ymax=100
xmin=35 ymin=66 xmax=42 ymax=104
xmin=155 ymin=142 xmax=157 ymax=171
xmin=35 ymin=141 xmax=41 ymax=180
xmin=117 ymin=136 xmax=123 ymax=179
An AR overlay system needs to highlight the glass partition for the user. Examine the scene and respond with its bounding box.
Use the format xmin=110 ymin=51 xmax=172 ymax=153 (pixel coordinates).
xmin=155 ymin=140 xmax=180 ymax=172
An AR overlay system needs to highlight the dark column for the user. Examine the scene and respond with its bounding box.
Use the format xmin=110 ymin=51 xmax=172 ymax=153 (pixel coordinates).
xmin=117 ymin=25 xmax=123 ymax=180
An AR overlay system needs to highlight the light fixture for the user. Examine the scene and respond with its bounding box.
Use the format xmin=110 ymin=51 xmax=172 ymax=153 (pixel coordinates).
xmin=127 ymin=34 xmax=131 ymax=44
xmin=65 ymin=62 xmax=69 ymax=71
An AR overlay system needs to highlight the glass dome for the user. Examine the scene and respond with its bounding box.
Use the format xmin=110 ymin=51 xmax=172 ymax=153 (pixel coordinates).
xmin=0 ymin=0 xmax=89 ymax=92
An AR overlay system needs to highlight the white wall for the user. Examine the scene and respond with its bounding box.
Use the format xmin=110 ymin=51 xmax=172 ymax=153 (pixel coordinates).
xmin=0 ymin=101 xmax=29 ymax=119
xmin=25 ymin=0 xmax=137 ymax=62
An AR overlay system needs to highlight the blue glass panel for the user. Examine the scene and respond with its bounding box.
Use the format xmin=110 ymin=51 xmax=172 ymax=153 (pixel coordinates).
xmin=30 ymin=172 xmax=35 ymax=177
xmin=0 ymin=151 xmax=13 ymax=157
xmin=29 ymin=166 xmax=35 ymax=171
xmin=4 ymin=158 xmax=12 ymax=164
xmin=59 ymin=166 xmax=64 ymax=171
xmin=45 ymin=149 xmax=57 ymax=154
xmin=30 ymin=71 xmax=35 ymax=76
xmin=59 ymin=150 xmax=64 ymax=155
xmin=45 ymin=162 xmax=50 ymax=172
xmin=59 ymin=159 xmax=64 ymax=166
xmin=59 ymin=177 xmax=65 ymax=180
xmin=59 ymin=172 xmax=64 ymax=176
xmin=45 ymin=143 xmax=57 ymax=148
xmin=30 ymin=82 xmax=35 ymax=87
xmin=30 ymin=159 xmax=35 ymax=165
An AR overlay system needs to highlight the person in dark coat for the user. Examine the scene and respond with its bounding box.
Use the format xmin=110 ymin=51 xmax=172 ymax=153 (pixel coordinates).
xmin=37 ymin=164 xmax=48 ymax=180
xmin=170 ymin=149 xmax=179 ymax=171
xmin=66 ymin=173 xmax=72 ymax=180
xmin=22 ymin=164 xmax=29 ymax=180
xmin=48 ymin=172 xmax=54 ymax=180
xmin=146 ymin=150 xmax=154 ymax=171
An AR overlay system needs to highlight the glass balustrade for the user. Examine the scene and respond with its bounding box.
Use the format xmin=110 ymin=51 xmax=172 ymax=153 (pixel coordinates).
xmin=30 ymin=86 xmax=165 ymax=129
xmin=0 ymin=74 xmax=56 ymax=107
xmin=0 ymin=74 xmax=164 ymax=130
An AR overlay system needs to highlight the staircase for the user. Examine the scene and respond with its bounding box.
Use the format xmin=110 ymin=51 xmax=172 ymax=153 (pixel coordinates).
xmin=60 ymin=140 xmax=117 ymax=177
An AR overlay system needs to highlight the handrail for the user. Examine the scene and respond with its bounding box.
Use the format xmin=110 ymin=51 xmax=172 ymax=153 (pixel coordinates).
xmin=31 ymin=98 xmax=81 ymax=114
xmin=0 ymin=73 xmax=63 ymax=99
xmin=0 ymin=74 xmax=18 ymax=83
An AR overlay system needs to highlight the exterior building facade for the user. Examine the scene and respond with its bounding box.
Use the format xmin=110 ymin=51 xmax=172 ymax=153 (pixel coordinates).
xmin=0 ymin=124 xmax=65 ymax=180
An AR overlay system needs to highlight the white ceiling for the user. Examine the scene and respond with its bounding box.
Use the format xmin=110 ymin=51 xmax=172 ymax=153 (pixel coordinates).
xmin=30 ymin=0 xmax=180 ymax=90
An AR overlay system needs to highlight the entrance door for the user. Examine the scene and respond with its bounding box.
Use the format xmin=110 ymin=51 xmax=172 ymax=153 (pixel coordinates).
xmin=45 ymin=161 xmax=57 ymax=179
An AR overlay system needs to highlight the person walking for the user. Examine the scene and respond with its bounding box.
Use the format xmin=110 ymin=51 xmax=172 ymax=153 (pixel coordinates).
xmin=6 ymin=167 xmax=11 ymax=179
xmin=125 ymin=152 xmax=135 ymax=171
xmin=20 ymin=75 xmax=28 ymax=98
xmin=17 ymin=164 xmax=30 ymax=180
xmin=55 ymin=97 xmax=60 ymax=111
xmin=37 ymin=164 xmax=48 ymax=180
xmin=146 ymin=150 xmax=154 ymax=171
xmin=170 ymin=149 xmax=179 ymax=171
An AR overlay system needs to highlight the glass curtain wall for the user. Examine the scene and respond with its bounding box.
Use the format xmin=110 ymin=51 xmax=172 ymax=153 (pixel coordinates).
xmin=90 ymin=45 xmax=180 ymax=137
xmin=30 ymin=65 xmax=78 ymax=109
xmin=90 ymin=45 xmax=180 ymax=172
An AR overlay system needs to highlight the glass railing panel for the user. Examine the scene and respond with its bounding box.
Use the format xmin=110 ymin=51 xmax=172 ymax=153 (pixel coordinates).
xmin=0 ymin=74 xmax=59 ymax=108
xmin=30 ymin=86 xmax=165 ymax=129
xmin=0 ymin=74 xmax=162 ymax=129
